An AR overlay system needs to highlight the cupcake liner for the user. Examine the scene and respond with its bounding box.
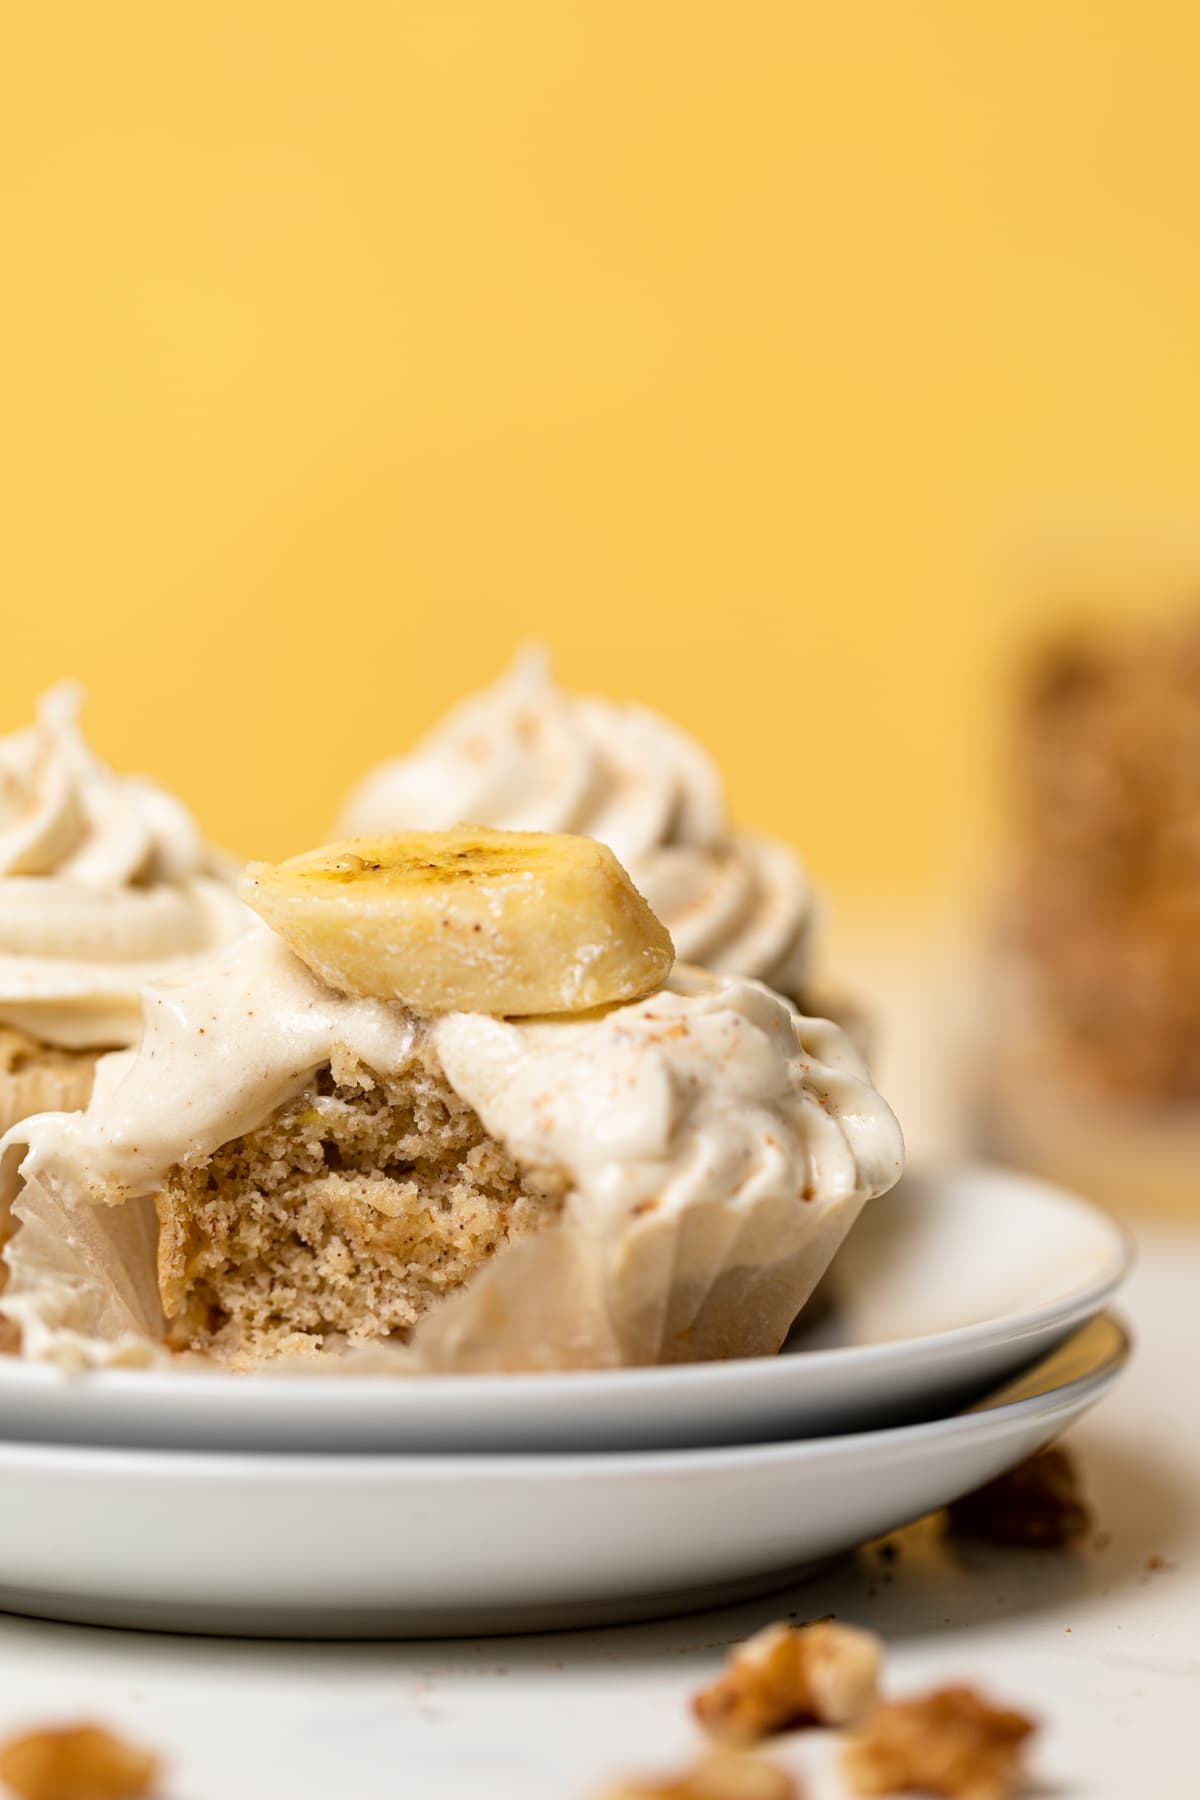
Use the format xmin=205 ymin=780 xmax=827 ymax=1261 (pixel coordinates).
xmin=0 ymin=1053 xmax=100 ymax=1243
xmin=0 ymin=1058 xmax=98 ymax=1147
xmin=597 ymin=1182 xmax=868 ymax=1364
xmin=2 ymin=1175 xmax=168 ymax=1369
xmin=1 ymin=1163 xmax=870 ymax=1375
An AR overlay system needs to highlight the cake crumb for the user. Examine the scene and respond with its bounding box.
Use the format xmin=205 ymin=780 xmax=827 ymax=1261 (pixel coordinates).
xmin=600 ymin=1750 xmax=798 ymax=1800
xmin=843 ymin=1685 xmax=1035 ymax=1800
xmin=946 ymin=1447 xmax=1091 ymax=1549
xmin=693 ymin=1621 xmax=882 ymax=1744
xmin=0 ymin=1723 xmax=160 ymax=1800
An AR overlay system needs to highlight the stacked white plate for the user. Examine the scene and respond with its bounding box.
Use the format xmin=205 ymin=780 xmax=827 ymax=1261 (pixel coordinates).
xmin=0 ymin=1165 xmax=1131 ymax=1638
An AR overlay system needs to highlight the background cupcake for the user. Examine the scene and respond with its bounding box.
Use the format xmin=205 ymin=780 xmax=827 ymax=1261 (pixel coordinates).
xmin=0 ymin=685 xmax=247 ymax=1169
xmin=338 ymin=648 xmax=824 ymax=1012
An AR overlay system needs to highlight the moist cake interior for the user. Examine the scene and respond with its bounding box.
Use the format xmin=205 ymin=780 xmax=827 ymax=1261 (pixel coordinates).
xmin=156 ymin=1037 xmax=564 ymax=1365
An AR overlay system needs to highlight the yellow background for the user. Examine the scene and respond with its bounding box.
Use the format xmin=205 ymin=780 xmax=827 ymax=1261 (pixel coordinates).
xmin=2 ymin=4 xmax=1199 ymax=895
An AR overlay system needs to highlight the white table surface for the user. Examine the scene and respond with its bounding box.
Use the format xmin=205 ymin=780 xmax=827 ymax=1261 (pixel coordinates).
xmin=0 ymin=1224 xmax=1191 ymax=1800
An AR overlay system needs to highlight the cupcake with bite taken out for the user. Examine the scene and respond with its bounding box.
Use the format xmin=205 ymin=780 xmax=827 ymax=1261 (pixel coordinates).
xmin=0 ymin=829 xmax=903 ymax=1371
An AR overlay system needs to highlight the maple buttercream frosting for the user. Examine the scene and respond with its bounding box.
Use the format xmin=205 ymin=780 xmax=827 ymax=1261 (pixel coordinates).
xmin=0 ymin=686 xmax=248 ymax=1160
xmin=338 ymin=650 xmax=819 ymax=1005
xmin=0 ymin=924 xmax=903 ymax=1372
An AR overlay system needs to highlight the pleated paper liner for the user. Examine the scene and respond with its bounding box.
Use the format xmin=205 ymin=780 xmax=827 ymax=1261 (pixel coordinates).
xmin=0 ymin=1050 xmax=102 ymax=1237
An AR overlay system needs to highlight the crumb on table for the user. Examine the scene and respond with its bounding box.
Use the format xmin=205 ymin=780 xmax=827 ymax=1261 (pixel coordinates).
xmin=946 ymin=1447 xmax=1091 ymax=1549
xmin=842 ymin=1684 xmax=1036 ymax=1800
xmin=0 ymin=1723 xmax=160 ymax=1800
xmin=693 ymin=1621 xmax=883 ymax=1744
xmin=600 ymin=1749 xmax=798 ymax=1800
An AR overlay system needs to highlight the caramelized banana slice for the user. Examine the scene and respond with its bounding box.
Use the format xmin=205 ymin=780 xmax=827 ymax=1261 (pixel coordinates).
xmin=240 ymin=828 xmax=675 ymax=1015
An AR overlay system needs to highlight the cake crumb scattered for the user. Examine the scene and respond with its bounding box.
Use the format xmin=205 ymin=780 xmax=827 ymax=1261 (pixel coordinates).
xmin=693 ymin=1621 xmax=882 ymax=1744
xmin=842 ymin=1685 xmax=1035 ymax=1800
xmin=947 ymin=1447 xmax=1091 ymax=1549
xmin=0 ymin=1723 xmax=160 ymax=1800
xmin=600 ymin=1750 xmax=798 ymax=1800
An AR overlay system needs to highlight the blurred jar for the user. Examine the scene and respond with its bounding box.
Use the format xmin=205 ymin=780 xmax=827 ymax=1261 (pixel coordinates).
xmin=978 ymin=611 xmax=1200 ymax=1219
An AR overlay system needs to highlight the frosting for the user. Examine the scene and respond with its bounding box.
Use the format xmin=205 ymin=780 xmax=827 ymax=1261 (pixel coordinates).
xmin=4 ymin=926 xmax=902 ymax=1233
xmin=0 ymin=686 xmax=248 ymax=1048
xmin=433 ymin=972 xmax=902 ymax=1225
xmin=337 ymin=650 xmax=818 ymax=1000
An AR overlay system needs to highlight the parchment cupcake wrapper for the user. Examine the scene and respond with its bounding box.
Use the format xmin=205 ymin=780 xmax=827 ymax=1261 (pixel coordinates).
xmin=0 ymin=1057 xmax=101 ymax=1244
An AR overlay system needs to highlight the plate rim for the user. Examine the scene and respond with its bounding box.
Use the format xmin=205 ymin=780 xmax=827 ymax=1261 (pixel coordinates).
xmin=0 ymin=1312 xmax=1130 ymax=1479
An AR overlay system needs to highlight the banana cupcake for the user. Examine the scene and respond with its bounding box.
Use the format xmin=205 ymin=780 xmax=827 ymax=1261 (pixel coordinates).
xmin=0 ymin=686 xmax=247 ymax=1161
xmin=338 ymin=650 xmax=822 ymax=1010
xmin=0 ymin=830 xmax=903 ymax=1372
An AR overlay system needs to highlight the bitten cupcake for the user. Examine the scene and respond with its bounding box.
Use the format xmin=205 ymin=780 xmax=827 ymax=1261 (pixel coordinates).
xmin=0 ymin=830 xmax=903 ymax=1372
xmin=0 ymin=686 xmax=247 ymax=1158
xmin=337 ymin=650 xmax=822 ymax=1010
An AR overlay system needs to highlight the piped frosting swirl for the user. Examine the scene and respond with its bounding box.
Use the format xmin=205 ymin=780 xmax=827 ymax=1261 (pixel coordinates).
xmin=337 ymin=651 xmax=817 ymax=1001
xmin=0 ymin=686 xmax=248 ymax=1048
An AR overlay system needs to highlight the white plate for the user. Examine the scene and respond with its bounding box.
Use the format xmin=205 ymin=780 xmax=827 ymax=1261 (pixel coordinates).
xmin=0 ymin=1165 xmax=1130 ymax=1452
xmin=0 ymin=1314 xmax=1128 ymax=1637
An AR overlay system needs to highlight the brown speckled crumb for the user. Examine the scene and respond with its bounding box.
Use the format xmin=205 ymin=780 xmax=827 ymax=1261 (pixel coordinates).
xmin=843 ymin=1685 xmax=1035 ymax=1800
xmin=154 ymin=1036 xmax=565 ymax=1366
xmin=947 ymin=1447 xmax=1091 ymax=1549
xmin=0 ymin=1723 xmax=160 ymax=1800
xmin=693 ymin=1621 xmax=882 ymax=1744
xmin=601 ymin=1750 xmax=798 ymax=1800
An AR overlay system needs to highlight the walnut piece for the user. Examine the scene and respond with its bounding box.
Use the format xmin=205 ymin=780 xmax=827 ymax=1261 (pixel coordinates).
xmin=693 ymin=1621 xmax=883 ymax=1744
xmin=0 ymin=1724 xmax=160 ymax=1800
xmin=947 ymin=1447 xmax=1091 ymax=1549
xmin=601 ymin=1749 xmax=798 ymax=1800
xmin=842 ymin=1685 xmax=1035 ymax=1800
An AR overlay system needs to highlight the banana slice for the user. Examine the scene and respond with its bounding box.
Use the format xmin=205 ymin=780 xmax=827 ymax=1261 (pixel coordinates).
xmin=240 ymin=828 xmax=675 ymax=1015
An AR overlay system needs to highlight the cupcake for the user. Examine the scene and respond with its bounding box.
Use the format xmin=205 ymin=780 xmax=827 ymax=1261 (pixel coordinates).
xmin=0 ymin=686 xmax=247 ymax=1160
xmin=0 ymin=830 xmax=902 ymax=1371
xmin=337 ymin=650 xmax=822 ymax=1010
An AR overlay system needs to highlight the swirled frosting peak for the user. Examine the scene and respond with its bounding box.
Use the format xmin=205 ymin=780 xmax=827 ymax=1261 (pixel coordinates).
xmin=338 ymin=650 xmax=818 ymax=1001
xmin=0 ymin=685 xmax=248 ymax=1048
